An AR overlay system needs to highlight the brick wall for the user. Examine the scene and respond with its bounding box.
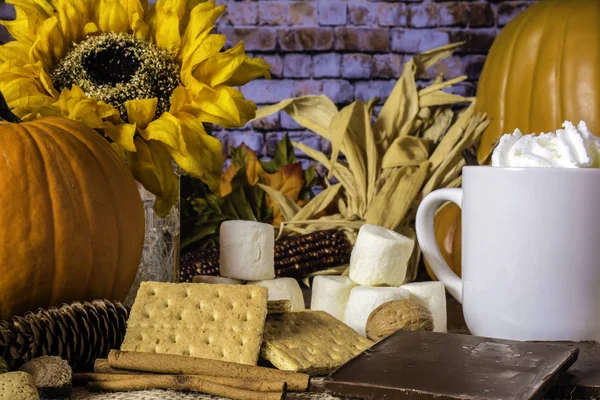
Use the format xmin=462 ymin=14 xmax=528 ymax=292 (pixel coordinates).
xmin=0 ymin=0 xmax=538 ymax=164
xmin=213 ymin=0 xmax=538 ymax=162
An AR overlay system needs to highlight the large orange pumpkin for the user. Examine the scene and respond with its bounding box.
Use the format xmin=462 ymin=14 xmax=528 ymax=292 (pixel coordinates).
xmin=476 ymin=0 xmax=600 ymax=162
xmin=424 ymin=202 xmax=462 ymax=281
xmin=0 ymin=101 xmax=144 ymax=319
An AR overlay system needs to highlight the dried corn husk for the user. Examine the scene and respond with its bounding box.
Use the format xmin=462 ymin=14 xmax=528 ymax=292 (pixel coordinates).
xmin=252 ymin=42 xmax=490 ymax=282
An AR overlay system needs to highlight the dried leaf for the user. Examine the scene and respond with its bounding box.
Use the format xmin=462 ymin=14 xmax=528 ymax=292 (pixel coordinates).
xmin=292 ymin=184 xmax=342 ymax=222
xmin=362 ymin=103 xmax=379 ymax=206
xmin=364 ymin=167 xmax=404 ymax=228
xmin=413 ymin=42 xmax=465 ymax=76
xmin=340 ymin=101 xmax=376 ymax=213
xmin=261 ymin=163 xmax=305 ymax=225
xmin=418 ymin=75 xmax=468 ymax=97
xmin=381 ymin=136 xmax=430 ymax=169
xmin=374 ymin=60 xmax=419 ymax=149
xmin=254 ymin=95 xmax=338 ymax=139
xmin=428 ymin=104 xmax=476 ymax=172
xmin=421 ymin=108 xmax=453 ymax=144
xmin=257 ymin=183 xmax=301 ymax=221
xmin=447 ymin=176 xmax=462 ymax=188
xmin=399 ymin=226 xmax=420 ymax=283
xmin=420 ymin=91 xmax=473 ymax=108
xmin=293 ymin=141 xmax=359 ymax=200
xmin=219 ymin=144 xmax=263 ymax=196
xmin=423 ymin=113 xmax=490 ymax=196
xmin=261 ymin=133 xmax=297 ymax=173
xmin=366 ymin=162 xmax=430 ymax=230
xmin=328 ymin=102 xmax=357 ymax=179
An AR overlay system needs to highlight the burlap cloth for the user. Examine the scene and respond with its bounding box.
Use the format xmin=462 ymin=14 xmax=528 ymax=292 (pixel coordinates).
xmin=68 ymin=378 xmax=341 ymax=400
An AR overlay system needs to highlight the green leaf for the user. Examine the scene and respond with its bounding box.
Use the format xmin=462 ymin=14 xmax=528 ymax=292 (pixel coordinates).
xmin=261 ymin=134 xmax=297 ymax=173
xmin=181 ymin=222 xmax=220 ymax=250
xmin=300 ymin=163 xmax=318 ymax=201
xmin=181 ymin=166 xmax=274 ymax=251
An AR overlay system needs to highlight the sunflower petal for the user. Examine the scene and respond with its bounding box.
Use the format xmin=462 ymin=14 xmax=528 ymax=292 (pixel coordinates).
xmin=120 ymin=0 xmax=146 ymax=24
xmin=185 ymin=85 xmax=256 ymax=127
xmin=97 ymin=0 xmax=129 ymax=33
xmin=127 ymin=137 xmax=179 ymax=216
xmin=179 ymin=0 xmax=204 ymax=35
xmin=169 ymin=86 xmax=191 ymax=113
xmin=194 ymin=42 xmax=271 ymax=87
xmin=1 ymin=79 xmax=54 ymax=109
xmin=54 ymin=0 xmax=92 ymax=45
xmin=104 ymin=121 xmax=136 ymax=152
xmin=29 ymin=16 xmax=65 ymax=72
xmin=0 ymin=41 xmax=30 ymax=65
xmin=37 ymin=66 xmax=59 ymax=98
xmin=0 ymin=14 xmax=30 ymax=43
xmin=83 ymin=22 xmax=100 ymax=36
xmin=131 ymin=12 xmax=149 ymax=40
xmin=179 ymin=1 xmax=225 ymax=63
xmin=2 ymin=0 xmax=54 ymax=43
xmin=152 ymin=7 xmax=181 ymax=53
xmin=192 ymin=41 xmax=245 ymax=87
xmin=126 ymin=98 xmax=157 ymax=129
xmin=179 ymin=34 xmax=225 ymax=83
xmin=53 ymin=85 xmax=117 ymax=129
xmin=126 ymin=137 xmax=165 ymax=195
xmin=170 ymin=111 xmax=222 ymax=193
xmin=141 ymin=112 xmax=184 ymax=152
xmin=224 ymin=54 xmax=271 ymax=87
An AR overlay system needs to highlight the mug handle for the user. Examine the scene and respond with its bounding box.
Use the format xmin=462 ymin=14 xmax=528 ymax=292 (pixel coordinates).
xmin=415 ymin=188 xmax=463 ymax=303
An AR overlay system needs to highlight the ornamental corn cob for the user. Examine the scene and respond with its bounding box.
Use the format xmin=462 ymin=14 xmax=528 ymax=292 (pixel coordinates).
xmin=179 ymin=229 xmax=351 ymax=282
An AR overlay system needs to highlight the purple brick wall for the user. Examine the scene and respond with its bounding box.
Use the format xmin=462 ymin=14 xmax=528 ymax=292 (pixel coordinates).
xmin=0 ymin=0 xmax=538 ymax=162
xmin=214 ymin=0 xmax=538 ymax=160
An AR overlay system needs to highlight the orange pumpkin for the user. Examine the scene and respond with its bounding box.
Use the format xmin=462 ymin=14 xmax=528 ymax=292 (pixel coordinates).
xmin=0 ymin=98 xmax=144 ymax=319
xmin=424 ymin=202 xmax=462 ymax=281
xmin=476 ymin=0 xmax=600 ymax=162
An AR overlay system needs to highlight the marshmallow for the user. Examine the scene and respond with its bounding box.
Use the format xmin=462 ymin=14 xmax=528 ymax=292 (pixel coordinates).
xmin=344 ymin=286 xmax=410 ymax=336
xmin=219 ymin=220 xmax=275 ymax=281
xmin=192 ymin=276 xmax=243 ymax=285
xmin=401 ymin=281 xmax=447 ymax=333
xmin=310 ymin=276 xmax=357 ymax=321
xmin=349 ymin=224 xmax=414 ymax=286
xmin=254 ymin=278 xmax=305 ymax=311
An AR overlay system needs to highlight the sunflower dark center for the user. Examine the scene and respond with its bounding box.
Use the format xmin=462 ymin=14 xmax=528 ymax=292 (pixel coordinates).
xmin=52 ymin=33 xmax=180 ymax=123
xmin=82 ymin=45 xmax=142 ymax=86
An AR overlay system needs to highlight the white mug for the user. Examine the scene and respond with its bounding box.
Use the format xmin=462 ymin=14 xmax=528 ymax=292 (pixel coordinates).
xmin=416 ymin=166 xmax=600 ymax=341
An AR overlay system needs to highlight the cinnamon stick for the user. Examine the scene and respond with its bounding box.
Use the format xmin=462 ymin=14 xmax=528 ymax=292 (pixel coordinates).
xmin=87 ymin=375 xmax=285 ymax=400
xmin=75 ymin=373 xmax=286 ymax=392
xmin=94 ymin=359 xmax=141 ymax=374
xmin=108 ymin=350 xmax=309 ymax=391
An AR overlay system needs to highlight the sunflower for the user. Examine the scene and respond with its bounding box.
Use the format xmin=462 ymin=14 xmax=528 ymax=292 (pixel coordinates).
xmin=0 ymin=0 xmax=271 ymax=215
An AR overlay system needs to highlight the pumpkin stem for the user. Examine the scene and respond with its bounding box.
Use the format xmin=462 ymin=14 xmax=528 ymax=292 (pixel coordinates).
xmin=0 ymin=92 xmax=21 ymax=123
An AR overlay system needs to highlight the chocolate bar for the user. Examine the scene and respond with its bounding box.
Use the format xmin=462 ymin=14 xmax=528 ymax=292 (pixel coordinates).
xmin=544 ymin=341 xmax=600 ymax=399
xmin=316 ymin=331 xmax=579 ymax=400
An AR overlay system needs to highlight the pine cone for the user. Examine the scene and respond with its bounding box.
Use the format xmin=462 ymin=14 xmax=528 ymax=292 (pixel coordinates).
xmin=0 ymin=299 xmax=129 ymax=371
xmin=180 ymin=229 xmax=352 ymax=282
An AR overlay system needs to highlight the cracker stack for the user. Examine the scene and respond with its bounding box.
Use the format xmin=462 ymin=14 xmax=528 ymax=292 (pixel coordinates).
xmin=121 ymin=282 xmax=269 ymax=365
xmin=261 ymin=311 xmax=374 ymax=375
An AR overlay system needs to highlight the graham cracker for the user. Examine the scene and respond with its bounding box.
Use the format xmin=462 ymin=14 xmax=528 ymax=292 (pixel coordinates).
xmin=121 ymin=282 xmax=268 ymax=365
xmin=261 ymin=311 xmax=373 ymax=375
xmin=267 ymin=300 xmax=292 ymax=314
xmin=0 ymin=372 xmax=39 ymax=400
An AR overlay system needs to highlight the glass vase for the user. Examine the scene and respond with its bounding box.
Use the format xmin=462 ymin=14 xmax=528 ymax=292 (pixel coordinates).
xmin=124 ymin=178 xmax=181 ymax=306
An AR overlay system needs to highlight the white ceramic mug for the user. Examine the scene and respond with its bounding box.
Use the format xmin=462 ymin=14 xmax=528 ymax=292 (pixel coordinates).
xmin=416 ymin=166 xmax=600 ymax=341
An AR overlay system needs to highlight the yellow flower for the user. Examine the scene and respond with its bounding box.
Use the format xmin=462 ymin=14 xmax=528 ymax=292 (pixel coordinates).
xmin=0 ymin=0 xmax=270 ymax=216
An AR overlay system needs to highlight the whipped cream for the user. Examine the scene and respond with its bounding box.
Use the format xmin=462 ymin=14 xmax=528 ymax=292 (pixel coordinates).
xmin=491 ymin=121 xmax=600 ymax=168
